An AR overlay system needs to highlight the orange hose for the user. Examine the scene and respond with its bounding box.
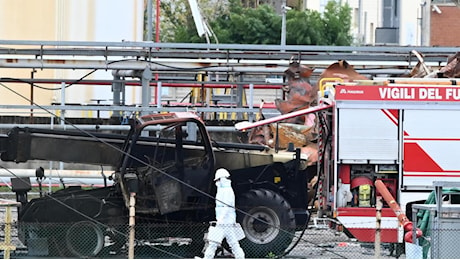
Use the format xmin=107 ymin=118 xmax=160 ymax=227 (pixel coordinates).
xmin=374 ymin=180 xmax=410 ymax=226
xmin=374 ymin=180 xmax=422 ymax=243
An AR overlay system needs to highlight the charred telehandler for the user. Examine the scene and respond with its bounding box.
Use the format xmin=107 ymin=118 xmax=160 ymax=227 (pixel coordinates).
xmin=0 ymin=111 xmax=324 ymax=258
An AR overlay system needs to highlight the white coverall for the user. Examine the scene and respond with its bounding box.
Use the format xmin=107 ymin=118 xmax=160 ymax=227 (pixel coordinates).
xmin=203 ymin=177 xmax=245 ymax=259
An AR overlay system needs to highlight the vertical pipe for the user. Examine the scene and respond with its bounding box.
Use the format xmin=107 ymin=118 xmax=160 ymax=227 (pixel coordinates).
xmin=60 ymin=81 xmax=66 ymax=127
xmin=112 ymin=75 xmax=122 ymax=120
xmin=4 ymin=205 xmax=15 ymax=259
xmin=147 ymin=0 xmax=153 ymax=41
xmin=49 ymin=115 xmax=54 ymax=193
xmin=30 ymin=70 xmax=35 ymax=123
xmin=128 ymin=192 xmax=136 ymax=259
xmin=60 ymin=82 xmax=65 ymax=171
xmin=154 ymin=0 xmax=160 ymax=104
xmin=358 ymin=0 xmax=362 ymax=41
xmin=316 ymin=113 xmax=325 ymax=217
xmin=155 ymin=0 xmax=160 ymax=43
xmin=249 ymin=83 xmax=254 ymax=122
xmin=375 ymin=197 xmax=382 ymax=258
xmin=420 ymin=0 xmax=431 ymax=46
xmin=112 ymin=75 xmax=121 ymax=105
xmin=363 ymin=11 xmax=367 ymax=44
xmin=121 ymin=80 xmax=126 ymax=105
xmin=280 ymin=0 xmax=287 ymax=51
xmin=141 ymin=68 xmax=152 ymax=116
xmin=156 ymin=81 xmax=162 ymax=108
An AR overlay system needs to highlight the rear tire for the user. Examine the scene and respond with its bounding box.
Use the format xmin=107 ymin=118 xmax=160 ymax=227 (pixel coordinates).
xmin=237 ymin=189 xmax=296 ymax=258
xmin=65 ymin=221 xmax=104 ymax=258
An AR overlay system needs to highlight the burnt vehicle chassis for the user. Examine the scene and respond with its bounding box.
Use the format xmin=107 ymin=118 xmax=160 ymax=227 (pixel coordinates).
xmin=2 ymin=112 xmax=312 ymax=258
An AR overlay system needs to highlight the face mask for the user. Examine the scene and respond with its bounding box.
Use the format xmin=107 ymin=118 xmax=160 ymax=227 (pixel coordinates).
xmin=215 ymin=178 xmax=230 ymax=188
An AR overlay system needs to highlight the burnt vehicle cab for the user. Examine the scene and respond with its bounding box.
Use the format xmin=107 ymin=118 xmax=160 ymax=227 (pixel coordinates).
xmin=4 ymin=111 xmax=313 ymax=258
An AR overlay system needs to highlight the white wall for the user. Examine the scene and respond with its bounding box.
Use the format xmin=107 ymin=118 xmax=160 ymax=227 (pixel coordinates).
xmin=306 ymin=0 xmax=382 ymax=46
xmin=0 ymin=0 xmax=145 ymax=117
xmin=399 ymin=0 xmax=420 ymax=46
xmin=60 ymin=0 xmax=145 ymax=117
xmin=346 ymin=0 xmax=382 ymax=45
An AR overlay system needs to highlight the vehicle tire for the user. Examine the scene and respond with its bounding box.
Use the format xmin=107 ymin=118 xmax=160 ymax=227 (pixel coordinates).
xmin=236 ymin=189 xmax=296 ymax=258
xmin=65 ymin=221 xmax=104 ymax=258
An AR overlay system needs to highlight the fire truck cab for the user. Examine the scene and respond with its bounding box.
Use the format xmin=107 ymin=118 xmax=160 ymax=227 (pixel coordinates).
xmin=327 ymin=78 xmax=460 ymax=244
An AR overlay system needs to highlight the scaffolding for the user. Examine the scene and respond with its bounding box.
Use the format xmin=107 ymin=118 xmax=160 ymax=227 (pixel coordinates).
xmin=0 ymin=40 xmax=457 ymax=123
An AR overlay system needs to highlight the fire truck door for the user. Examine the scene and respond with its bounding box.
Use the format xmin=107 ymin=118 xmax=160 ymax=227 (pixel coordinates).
xmin=338 ymin=108 xmax=399 ymax=163
xmin=402 ymin=109 xmax=460 ymax=186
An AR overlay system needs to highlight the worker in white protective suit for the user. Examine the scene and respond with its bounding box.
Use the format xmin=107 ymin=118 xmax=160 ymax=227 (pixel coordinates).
xmin=203 ymin=168 xmax=245 ymax=259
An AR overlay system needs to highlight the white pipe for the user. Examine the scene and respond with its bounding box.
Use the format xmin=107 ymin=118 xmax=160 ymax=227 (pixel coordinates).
xmin=0 ymin=169 xmax=113 ymax=187
xmin=0 ymin=169 xmax=112 ymax=179
xmin=60 ymin=82 xmax=66 ymax=172
xmin=0 ymin=124 xmax=242 ymax=132
xmin=128 ymin=192 xmax=136 ymax=259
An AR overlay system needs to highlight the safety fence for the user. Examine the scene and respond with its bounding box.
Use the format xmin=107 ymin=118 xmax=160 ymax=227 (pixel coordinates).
xmin=0 ymin=205 xmax=442 ymax=259
xmin=404 ymin=223 xmax=460 ymax=259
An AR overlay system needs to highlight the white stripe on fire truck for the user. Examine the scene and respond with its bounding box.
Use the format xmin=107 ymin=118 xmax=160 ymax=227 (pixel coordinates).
xmin=381 ymin=109 xmax=398 ymax=125
xmin=404 ymin=171 xmax=460 ymax=176
xmin=336 ymin=216 xmax=399 ymax=229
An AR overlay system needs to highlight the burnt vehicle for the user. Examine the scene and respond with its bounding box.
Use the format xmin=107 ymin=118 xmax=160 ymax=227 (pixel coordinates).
xmin=0 ymin=111 xmax=316 ymax=258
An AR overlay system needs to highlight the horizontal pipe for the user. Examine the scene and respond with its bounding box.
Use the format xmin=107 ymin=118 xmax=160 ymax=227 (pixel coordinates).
xmin=0 ymin=58 xmax=444 ymax=72
xmin=0 ymin=104 xmax=280 ymax=114
xmin=0 ymin=124 xmax=242 ymax=132
xmin=235 ymin=104 xmax=334 ymax=131
xmin=0 ymin=169 xmax=111 ymax=179
xmin=0 ymin=39 xmax=458 ymax=53
xmin=0 ymin=78 xmax=284 ymax=89
xmin=0 ymin=124 xmax=131 ymax=131
xmin=0 ymin=58 xmax=292 ymax=73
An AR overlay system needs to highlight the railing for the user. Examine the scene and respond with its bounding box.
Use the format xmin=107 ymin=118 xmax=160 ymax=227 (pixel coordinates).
xmin=1 ymin=40 xmax=457 ymax=123
xmin=0 ymin=40 xmax=457 ymax=73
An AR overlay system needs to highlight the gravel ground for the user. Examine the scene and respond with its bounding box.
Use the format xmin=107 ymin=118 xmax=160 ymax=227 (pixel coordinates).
xmin=284 ymin=227 xmax=403 ymax=259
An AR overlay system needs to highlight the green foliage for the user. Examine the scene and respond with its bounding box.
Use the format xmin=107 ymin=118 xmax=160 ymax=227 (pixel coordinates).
xmin=151 ymin=0 xmax=353 ymax=46
xmin=286 ymin=9 xmax=326 ymax=45
xmin=160 ymin=0 xmax=201 ymax=43
xmin=285 ymin=1 xmax=352 ymax=45
xmin=211 ymin=3 xmax=281 ymax=44
xmin=321 ymin=1 xmax=353 ymax=45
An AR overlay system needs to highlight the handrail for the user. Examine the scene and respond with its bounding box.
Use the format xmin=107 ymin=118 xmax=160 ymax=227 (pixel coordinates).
xmin=0 ymin=39 xmax=458 ymax=54
xmin=0 ymin=40 xmax=456 ymax=68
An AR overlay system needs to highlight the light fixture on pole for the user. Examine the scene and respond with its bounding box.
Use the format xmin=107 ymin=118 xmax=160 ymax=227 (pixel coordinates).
xmin=281 ymin=0 xmax=291 ymax=51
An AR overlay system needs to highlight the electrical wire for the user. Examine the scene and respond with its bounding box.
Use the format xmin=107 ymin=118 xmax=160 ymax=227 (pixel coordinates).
xmin=0 ymin=80 xmax=304 ymax=258
xmin=0 ymin=78 xmax=342 ymax=258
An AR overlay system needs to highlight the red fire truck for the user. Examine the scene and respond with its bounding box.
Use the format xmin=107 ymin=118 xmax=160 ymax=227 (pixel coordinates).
xmin=329 ymin=78 xmax=460 ymax=244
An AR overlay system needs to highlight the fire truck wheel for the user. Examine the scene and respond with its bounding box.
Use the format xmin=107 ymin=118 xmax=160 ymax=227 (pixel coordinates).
xmin=236 ymin=188 xmax=295 ymax=258
xmin=65 ymin=221 xmax=104 ymax=258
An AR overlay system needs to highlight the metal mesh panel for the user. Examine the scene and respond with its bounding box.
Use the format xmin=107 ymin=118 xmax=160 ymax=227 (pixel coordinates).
xmin=0 ymin=217 xmax=430 ymax=259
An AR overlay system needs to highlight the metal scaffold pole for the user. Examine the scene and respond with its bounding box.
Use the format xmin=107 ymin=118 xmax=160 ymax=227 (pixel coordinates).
xmin=128 ymin=192 xmax=136 ymax=259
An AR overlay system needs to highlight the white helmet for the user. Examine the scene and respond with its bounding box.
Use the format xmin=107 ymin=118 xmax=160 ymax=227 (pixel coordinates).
xmin=214 ymin=168 xmax=230 ymax=181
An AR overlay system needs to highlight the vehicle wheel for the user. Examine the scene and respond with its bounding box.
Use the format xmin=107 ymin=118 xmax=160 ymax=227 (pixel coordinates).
xmin=65 ymin=221 xmax=104 ymax=258
xmin=236 ymin=189 xmax=296 ymax=258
